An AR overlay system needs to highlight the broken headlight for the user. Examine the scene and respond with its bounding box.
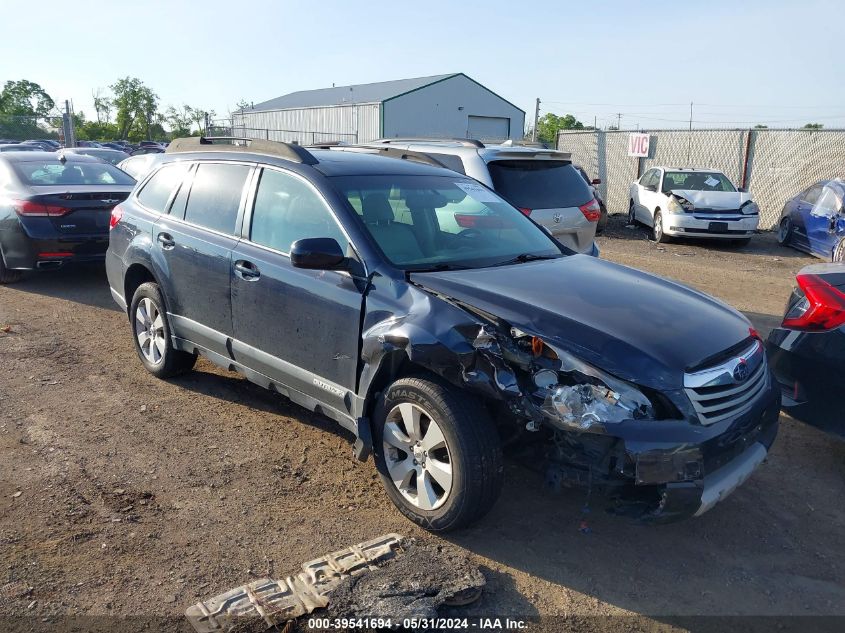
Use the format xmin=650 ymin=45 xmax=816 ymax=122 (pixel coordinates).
xmin=667 ymin=195 xmax=694 ymax=213
xmin=538 ymin=347 xmax=654 ymax=432
xmin=741 ymin=200 xmax=759 ymax=215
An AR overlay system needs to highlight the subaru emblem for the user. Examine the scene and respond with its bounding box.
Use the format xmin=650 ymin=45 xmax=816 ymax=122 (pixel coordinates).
xmin=733 ymin=360 xmax=750 ymax=382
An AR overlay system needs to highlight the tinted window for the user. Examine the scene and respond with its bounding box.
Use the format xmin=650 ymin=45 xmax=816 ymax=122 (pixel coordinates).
xmin=168 ymin=166 xmax=194 ymax=219
xmin=136 ymin=163 xmax=190 ymax=213
xmin=250 ymin=168 xmax=347 ymax=253
xmin=488 ymin=160 xmax=592 ymax=210
xmin=12 ymin=159 xmax=135 ymax=186
xmin=426 ymin=152 xmax=466 ymax=174
xmin=183 ymin=163 xmax=251 ymax=234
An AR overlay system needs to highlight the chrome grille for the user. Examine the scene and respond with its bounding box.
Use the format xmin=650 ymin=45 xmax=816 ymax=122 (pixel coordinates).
xmin=684 ymin=340 xmax=769 ymax=425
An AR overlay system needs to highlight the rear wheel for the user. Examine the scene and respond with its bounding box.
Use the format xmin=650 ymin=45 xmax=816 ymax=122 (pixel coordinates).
xmin=0 ymin=251 xmax=22 ymax=284
xmin=373 ymin=375 xmax=503 ymax=532
xmin=652 ymin=210 xmax=668 ymax=243
xmin=777 ymin=217 xmax=792 ymax=245
xmin=129 ymin=282 xmax=197 ymax=379
xmin=627 ymin=200 xmax=637 ymax=225
xmin=596 ymin=202 xmax=609 ymax=234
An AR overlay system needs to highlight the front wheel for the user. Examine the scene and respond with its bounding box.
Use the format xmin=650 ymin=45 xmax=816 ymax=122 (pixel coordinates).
xmin=129 ymin=282 xmax=197 ymax=379
xmin=373 ymin=375 xmax=503 ymax=532
xmin=652 ymin=210 xmax=668 ymax=243
xmin=833 ymin=238 xmax=845 ymax=263
xmin=628 ymin=200 xmax=637 ymax=225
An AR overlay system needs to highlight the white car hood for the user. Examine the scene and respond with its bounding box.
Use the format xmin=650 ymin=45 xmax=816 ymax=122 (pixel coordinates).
xmin=667 ymin=189 xmax=752 ymax=210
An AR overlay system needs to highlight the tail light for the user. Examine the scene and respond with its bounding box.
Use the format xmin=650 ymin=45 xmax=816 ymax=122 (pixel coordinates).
xmin=781 ymin=273 xmax=845 ymax=331
xmin=109 ymin=205 xmax=124 ymax=230
xmin=517 ymin=207 xmax=532 ymax=217
xmin=13 ymin=200 xmax=70 ymax=217
xmin=579 ymin=199 xmax=602 ymax=222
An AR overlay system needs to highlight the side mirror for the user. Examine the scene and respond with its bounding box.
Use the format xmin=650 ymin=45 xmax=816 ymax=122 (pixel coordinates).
xmin=290 ymin=237 xmax=347 ymax=271
xmin=591 ymin=178 xmax=601 ymax=185
xmin=737 ymin=187 xmax=748 ymax=193
xmin=643 ymin=184 xmax=657 ymax=192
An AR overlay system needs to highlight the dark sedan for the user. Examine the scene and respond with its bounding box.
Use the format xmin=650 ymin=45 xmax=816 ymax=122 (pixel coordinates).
xmin=767 ymin=263 xmax=845 ymax=437
xmin=61 ymin=147 xmax=131 ymax=165
xmin=0 ymin=144 xmax=42 ymax=152
xmin=0 ymin=151 xmax=135 ymax=283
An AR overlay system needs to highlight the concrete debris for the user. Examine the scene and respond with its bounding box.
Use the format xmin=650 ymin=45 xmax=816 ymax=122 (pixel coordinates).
xmin=186 ymin=533 xmax=404 ymax=633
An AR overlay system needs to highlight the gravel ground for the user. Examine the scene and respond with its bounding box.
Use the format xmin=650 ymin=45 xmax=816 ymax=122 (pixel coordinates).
xmin=1 ymin=215 xmax=843 ymax=631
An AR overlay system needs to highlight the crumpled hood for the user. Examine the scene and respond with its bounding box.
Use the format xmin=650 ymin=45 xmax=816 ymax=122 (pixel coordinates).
xmin=410 ymin=256 xmax=752 ymax=390
xmin=668 ymin=189 xmax=752 ymax=210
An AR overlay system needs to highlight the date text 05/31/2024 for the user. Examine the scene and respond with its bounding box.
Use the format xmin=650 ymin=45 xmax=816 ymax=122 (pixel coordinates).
xmin=306 ymin=617 xmax=529 ymax=630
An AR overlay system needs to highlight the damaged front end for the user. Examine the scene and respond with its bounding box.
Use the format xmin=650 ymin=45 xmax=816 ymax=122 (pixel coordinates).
xmin=463 ymin=322 xmax=779 ymax=523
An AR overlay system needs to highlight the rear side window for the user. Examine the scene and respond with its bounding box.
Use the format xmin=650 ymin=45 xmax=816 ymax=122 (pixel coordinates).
xmin=249 ymin=168 xmax=347 ymax=253
xmin=136 ymin=163 xmax=190 ymax=213
xmin=183 ymin=163 xmax=251 ymax=235
xmin=426 ymin=152 xmax=466 ymax=174
xmin=488 ymin=160 xmax=592 ymax=210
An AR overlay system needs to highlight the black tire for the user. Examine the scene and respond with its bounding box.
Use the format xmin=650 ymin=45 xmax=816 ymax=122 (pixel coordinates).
xmin=373 ymin=375 xmax=503 ymax=532
xmin=628 ymin=199 xmax=637 ymax=225
xmin=129 ymin=282 xmax=197 ymax=379
xmin=652 ymin=210 xmax=668 ymax=243
xmin=0 ymin=251 xmax=23 ymax=284
xmin=596 ymin=202 xmax=608 ymax=234
xmin=777 ymin=217 xmax=792 ymax=246
xmin=833 ymin=238 xmax=845 ymax=263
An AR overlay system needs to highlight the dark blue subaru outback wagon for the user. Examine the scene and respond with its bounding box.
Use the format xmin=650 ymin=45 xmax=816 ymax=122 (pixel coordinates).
xmin=106 ymin=137 xmax=779 ymax=531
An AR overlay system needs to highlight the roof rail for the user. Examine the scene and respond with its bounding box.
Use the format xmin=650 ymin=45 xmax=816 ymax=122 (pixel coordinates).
xmin=165 ymin=136 xmax=318 ymax=165
xmin=370 ymin=137 xmax=485 ymax=148
xmin=363 ymin=146 xmax=457 ymax=170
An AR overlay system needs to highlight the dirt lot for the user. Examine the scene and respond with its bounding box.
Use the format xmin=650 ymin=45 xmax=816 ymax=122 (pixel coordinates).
xmin=1 ymin=215 xmax=844 ymax=630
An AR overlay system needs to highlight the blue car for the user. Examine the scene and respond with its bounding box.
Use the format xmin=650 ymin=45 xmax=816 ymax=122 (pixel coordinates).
xmin=777 ymin=179 xmax=845 ymax=261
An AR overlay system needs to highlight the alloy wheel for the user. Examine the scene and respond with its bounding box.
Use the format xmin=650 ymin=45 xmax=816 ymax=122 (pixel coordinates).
xmin=382 ymin=402 xmax=453 ymax=511
xmin=653 ymin=212 xmax=664 ymax=241
xmin=134 ymin=297 xmax=166 ymax=365
xmin=778 ymin=218 xmax=791 ymax=245
xmin=628 ymin=200 xmax=636 ymax=224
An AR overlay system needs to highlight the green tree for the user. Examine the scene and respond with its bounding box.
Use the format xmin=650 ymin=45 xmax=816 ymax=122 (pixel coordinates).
xmin=165 ymin=105 xmax=194 ymax=137
xmin=536 ymin=113 xmax=584 ymax=144
xmin=754 ymin=124 xmax=768 ymax=129
xmin=0 ymin=79 xmax=55 ymax=116
xmin=803 ymin=122 xmax=823 ymax=129
xmin=110 ymin=77 xmax=159 ymax=141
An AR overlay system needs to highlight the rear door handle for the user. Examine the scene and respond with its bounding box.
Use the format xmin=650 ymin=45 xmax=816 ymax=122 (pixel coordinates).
xmin=157 ymin=232 xmax=175 ymax=249
xmin=234 ymin=260 xmax=260 ymax=280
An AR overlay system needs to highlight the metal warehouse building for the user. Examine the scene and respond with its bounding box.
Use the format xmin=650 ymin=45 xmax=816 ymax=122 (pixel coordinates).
xmin=232 ymin=73 xmax=525 ymax=144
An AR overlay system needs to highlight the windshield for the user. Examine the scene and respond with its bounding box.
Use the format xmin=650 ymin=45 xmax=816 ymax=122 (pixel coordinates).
xmin=662 ymin=171 xmax=736 ymax=193
xmin=330 ymin=174 xmax=563 ymax=270
xmin=487 ymin=160 xmax=593 ymax=210
xmin=12 ymin=159 xmax=135 ymax=186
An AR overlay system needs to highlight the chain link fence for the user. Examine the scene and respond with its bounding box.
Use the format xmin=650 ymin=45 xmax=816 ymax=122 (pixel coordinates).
xmin=558 ymin=128 xmax=845 ymax=229
xmin=207 ymin=121 xmax=357 ymax=145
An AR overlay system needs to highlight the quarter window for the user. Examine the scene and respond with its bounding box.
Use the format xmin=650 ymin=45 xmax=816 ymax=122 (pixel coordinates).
xmin=250 ymin=168 xmax=347 ymax=253
xmin=137 ymin=163 xmax=190 ymax=213
xmin=183 ymin=163 xmax=251 ymax=235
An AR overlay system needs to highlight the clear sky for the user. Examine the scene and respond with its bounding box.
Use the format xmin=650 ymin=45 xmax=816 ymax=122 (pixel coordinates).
xmin=2 ymin=0 xmax=844 ymax=131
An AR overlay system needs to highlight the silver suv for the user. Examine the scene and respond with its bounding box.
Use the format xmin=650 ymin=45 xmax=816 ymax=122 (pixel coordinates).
xmin=351 ymin=139 xmax=600 ymax=255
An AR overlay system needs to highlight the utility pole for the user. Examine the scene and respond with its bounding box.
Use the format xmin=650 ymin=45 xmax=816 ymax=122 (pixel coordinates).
xmin=616 ymin=112 xmax=622 ymax=130
xmin=687 ymin=101 xmax=693 ymax=164
xmin=62 ymin=100 xmax=76 ymax=148
xmin=532 ymin=97 xmax=540 ymax=142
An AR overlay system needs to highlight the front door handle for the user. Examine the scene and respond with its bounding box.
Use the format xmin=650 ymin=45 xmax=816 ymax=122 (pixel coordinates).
xmin=234 ymin=260 xmax=260 ymax=280
xmin=157 ymin=232 xmax=175 ymax=249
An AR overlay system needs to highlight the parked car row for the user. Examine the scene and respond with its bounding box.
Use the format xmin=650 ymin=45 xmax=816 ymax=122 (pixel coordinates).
xmin=0 ymin=138 xmax=168 ymax=155
xmin=1 ymin=137 xmax=841 ymax=532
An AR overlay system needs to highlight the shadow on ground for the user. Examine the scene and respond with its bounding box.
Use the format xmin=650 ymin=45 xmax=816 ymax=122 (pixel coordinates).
xmin=4 ymin=263 xmax=117 ymax=311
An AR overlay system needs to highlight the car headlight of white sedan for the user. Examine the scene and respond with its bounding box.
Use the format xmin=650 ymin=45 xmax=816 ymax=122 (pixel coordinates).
xmin=667 ymin=195 xmax=694 ymax=213
xmin=741 ymin=201 xmax=760 ymax=215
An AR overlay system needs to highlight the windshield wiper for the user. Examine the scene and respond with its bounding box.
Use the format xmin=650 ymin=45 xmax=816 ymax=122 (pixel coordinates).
xmin=491 ymin=253 xmax=560 ymax=267
xmin=407 ymin=263 xmax=473 ymax=273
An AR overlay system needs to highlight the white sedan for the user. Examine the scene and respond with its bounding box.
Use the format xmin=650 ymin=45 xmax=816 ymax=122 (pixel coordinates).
xmin=628 ymin=167 xmax=759 ymax=244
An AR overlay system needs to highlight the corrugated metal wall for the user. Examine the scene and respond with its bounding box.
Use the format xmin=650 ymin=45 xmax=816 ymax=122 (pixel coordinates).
xmin=558 ymin=128 xmax=845 ymax=229
xmin=231 ymin=103 xmax=381 ymax=143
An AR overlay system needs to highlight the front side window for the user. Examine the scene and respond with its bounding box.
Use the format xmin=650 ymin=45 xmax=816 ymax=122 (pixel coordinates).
xmin=331 ymin=174 xmax=562 ymax=270
xmin=662 ymin=171 xmax=736 ymax=193
xmin=640 ymin=169 xmax=657 ymax=186
xmin=136 ymin=162 xmax=190 ymax=213
xmin=802 ymin=185 xmax=822 ymax=205
xmin=249 ymin=168 xmax=347 ymax=253
xmin=183 ymin=163 xmax=251 ymax=235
